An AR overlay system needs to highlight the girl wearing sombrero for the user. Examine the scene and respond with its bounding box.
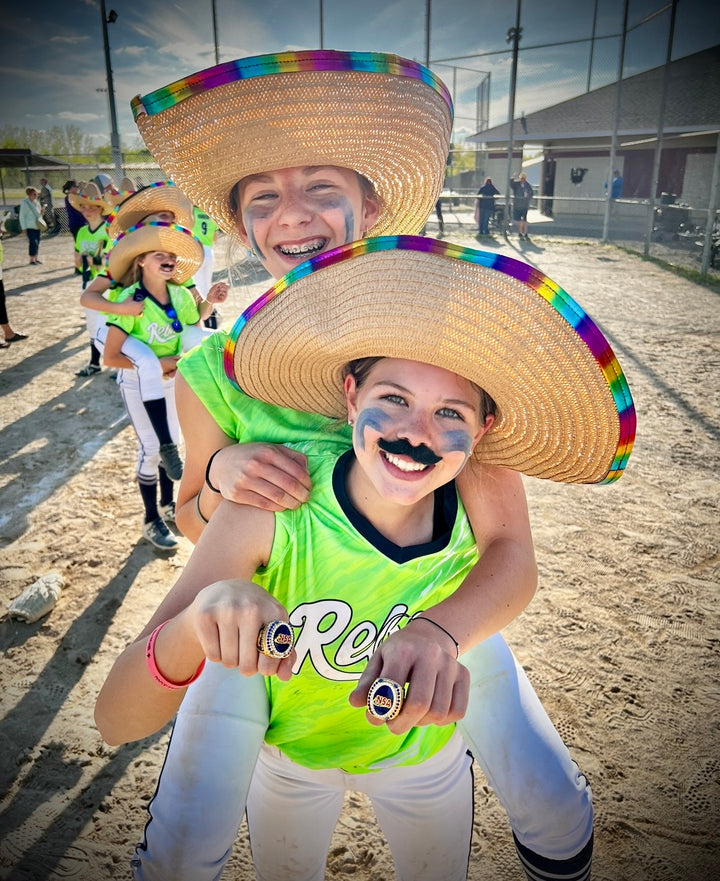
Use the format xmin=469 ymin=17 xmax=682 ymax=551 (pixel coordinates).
xmin=79 ymin=184 xmax=229 ymax=500
xmin=113 ymin=50 xmax=609 ymax=881
xmin=96 ymin=236 xmax=635 ymax=880
xmin=102 ymin=221 xmax=211 ymax=551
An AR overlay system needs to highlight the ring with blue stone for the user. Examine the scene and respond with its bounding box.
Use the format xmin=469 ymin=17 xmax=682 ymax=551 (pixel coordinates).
xmin=367 ymin=677 xmax=404 ymax=721
xmin=257 ymin=620 xmax=294 ymax=659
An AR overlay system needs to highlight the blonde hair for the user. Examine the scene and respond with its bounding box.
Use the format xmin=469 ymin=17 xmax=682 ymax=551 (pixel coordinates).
xmin=119 ymin=253 xmax=148 ymax=289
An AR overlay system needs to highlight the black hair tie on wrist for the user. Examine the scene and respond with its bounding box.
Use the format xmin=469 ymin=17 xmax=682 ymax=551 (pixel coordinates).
xmin=413 ymin=616 xmax=459 ymax=658
xmin=205 ymin=449 xmax=223 ymax=494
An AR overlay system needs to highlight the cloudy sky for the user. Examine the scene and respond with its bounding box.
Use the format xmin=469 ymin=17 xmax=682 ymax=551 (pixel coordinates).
xmin=2 ymin=0 xmax=717 ymax=150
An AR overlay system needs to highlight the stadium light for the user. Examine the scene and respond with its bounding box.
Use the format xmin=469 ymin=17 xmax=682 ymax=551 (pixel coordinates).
xmin=100 ymin=0 xmax=123 ymax=182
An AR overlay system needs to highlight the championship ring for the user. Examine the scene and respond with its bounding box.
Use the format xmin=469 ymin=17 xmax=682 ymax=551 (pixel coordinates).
xmin=257 ymin=620 xmax=294 ymax=659
xmin=367 ymin=677 xmax=404 ymax=721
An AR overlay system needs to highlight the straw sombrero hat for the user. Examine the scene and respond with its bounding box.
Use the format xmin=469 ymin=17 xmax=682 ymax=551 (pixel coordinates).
xmin=131 ymin=50 xmax=453 ymax=239
xmin=106 ymin=177 xmax=137 ymax=209
xmin=107 ymin=221 xmax=203 ymax=285
xmin=107 ymin=181 xmax=195 ymax=239
xmin=68 ymin=182 xmax=113 ymax=215
xmin=225 ymin=236 xmax=636 ymax=484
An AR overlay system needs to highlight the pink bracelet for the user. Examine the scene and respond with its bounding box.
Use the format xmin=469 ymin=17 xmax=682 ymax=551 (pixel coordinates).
xmin=145 ymin=620 xmax=206 ymax=689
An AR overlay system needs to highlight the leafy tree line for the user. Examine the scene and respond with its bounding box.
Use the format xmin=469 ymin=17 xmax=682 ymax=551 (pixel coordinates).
xmin=0 ymin=124 xmax=151 ymax=164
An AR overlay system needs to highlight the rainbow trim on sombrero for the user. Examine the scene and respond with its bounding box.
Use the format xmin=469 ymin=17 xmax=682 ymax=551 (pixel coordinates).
xmin=131 ymin=50 xmax=452 ymax=119
xmin=109 ymin=219 xmax=197 ymax=248
xmin=225 ymin=236 xmax=636 ymax=483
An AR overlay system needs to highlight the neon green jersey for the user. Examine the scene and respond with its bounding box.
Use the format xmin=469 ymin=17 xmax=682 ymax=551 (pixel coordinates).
xmin=192 ymin=207 xmax=218 ymax=246
xmin=256 ymin=448 xmax=479 ymax=773
xmin=106 ymin=281 xmax=201 ymax=357
xmin=178 ymin=330 xmax=351 ymax=449
xmin=75 ymin=222 xmax=110 ymax=282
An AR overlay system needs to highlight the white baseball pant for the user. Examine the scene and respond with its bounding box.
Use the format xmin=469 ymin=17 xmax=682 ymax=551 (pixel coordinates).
xmin=131 ymin=633 xmax=592 ymax=880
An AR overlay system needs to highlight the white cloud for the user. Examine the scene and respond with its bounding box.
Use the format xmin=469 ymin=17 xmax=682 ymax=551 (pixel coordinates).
xmin=58 ymin=111 xmax=102 ymax=122
xmin=115 ymin=45 xmax=146 ymax=57
xmin=50 ymin=34 xmax=91 ymax=45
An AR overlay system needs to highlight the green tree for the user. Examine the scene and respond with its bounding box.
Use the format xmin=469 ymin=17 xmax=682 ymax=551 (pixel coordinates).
xmin=0 ymin=124 xmax=96 ymax=160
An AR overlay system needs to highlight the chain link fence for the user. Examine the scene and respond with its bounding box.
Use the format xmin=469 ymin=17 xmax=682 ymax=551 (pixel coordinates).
xmin=2 ymin=0 xmax=717 ymax=282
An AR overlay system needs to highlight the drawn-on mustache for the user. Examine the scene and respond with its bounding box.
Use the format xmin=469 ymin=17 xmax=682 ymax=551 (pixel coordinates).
xmin=378 ymin=437 xmax=441 ymax=465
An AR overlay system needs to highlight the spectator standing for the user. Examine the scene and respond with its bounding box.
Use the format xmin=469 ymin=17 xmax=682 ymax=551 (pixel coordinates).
xmin=435 ymin=198 xmax=445 ymax=236
xmin=476 ymin=177 xmax=500 ymax=236
xmin=606 ymin=169 xmax=623 ymax=200
xmin=510 ymin=172 xmax=534 ymax=240
xmin=19 ymin=187 xmax=43 ymax=264
xmin=38 ymin=177 xmax=57 ymax=233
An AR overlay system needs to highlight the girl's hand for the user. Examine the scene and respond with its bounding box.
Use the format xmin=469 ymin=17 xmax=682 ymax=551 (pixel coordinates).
xmin=159 ymin=355 xmax=181 ymax=377
xmin=186 ymin=579 xmax=295 ymax=680
xmin=348 ymin=619 xmax=469 ymax=735
xmin=118 ymin=297 xmax=145 ymax=316
xmin=206 ymin=281 xmax=229 ymax=305
xmin=208 ymin=443 xmax=312 ymax=511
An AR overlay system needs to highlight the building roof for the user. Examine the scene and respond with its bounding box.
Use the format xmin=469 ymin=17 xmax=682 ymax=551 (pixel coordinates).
xmin=468 ymin=45 xmax=720 ymax=151
xmin=0 ymin=149 xmax=67 ymax=169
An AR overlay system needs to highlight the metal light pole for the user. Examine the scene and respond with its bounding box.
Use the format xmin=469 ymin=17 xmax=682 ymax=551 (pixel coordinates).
xmin=100 ymin=0 xmax=123 ymax=182
xmin=504 ymin=0 xmax=522 ymax=237
xmin=212 ymin=0 xmax=220 ymax=64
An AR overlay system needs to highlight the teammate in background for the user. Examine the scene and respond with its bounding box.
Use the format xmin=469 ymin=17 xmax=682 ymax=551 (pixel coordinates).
xmin=101 ymin=222 xmax=207 ymax=550
xmin=80 ymin=184 xmax=229 ymax=479
xmin=71 ymin=183 xmax=113 ymax=376
xmin=191 ymin=205 xmax=221 ymax=328
xmin=96 ymin=236 xmax=635 ymax=881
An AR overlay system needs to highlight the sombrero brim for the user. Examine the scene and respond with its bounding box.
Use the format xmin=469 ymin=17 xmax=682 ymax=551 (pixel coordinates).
xmin=225 ymin=236 xmax=636 ymax=485
xmin=107 ymin=182 xmax=195 ymax=238
xmin=132 ymin=50 xmax=452 ymax=239
xmin=107 ymin=222 xmax=203 ymax=285
xmin=68 ymin=192 xmax=113 ymax=215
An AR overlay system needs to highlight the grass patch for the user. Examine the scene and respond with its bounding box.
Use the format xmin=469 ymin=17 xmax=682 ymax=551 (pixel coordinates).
xmin=613 ymin=244 xmax=720 ymax=293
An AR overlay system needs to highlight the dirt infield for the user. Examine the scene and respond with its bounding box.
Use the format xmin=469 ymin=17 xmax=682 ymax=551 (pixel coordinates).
xmin=1 ymin=228 xmax=718 ymax=880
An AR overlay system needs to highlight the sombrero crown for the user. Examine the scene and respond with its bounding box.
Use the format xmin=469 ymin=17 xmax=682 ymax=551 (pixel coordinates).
xmin=107 ymin=221 xmax=203 ymax=285
xmin=107 ymin=181 xmax=195 ymax=239
xmin=131 ymin=50 xmax=453 ymax=238
xmin=225 ymin=236 xmax=636 ymax=484
xmin=68 ymin=182 xmax=113 ymax=215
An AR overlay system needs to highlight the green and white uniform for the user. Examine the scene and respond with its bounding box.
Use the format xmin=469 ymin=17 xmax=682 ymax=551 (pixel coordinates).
xmin=134 ymin=332 xmax=594 ymax=881
xmin=191 ymin=206 xmax=219 ymax=298
xmin=259 ymin=448 xmax=476 ymax=772
xmin=108 ymin=283 xmax=200 ymax=483
xmin=107 ymin=281 xmax=201 ymax=357
xmin=77 ymin=221 xmax=112 ymax=350
xmin=76 ymin=221 xmax=110 ymax=288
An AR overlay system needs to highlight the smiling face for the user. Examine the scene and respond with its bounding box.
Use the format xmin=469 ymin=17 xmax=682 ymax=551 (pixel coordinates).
xmin=80 ymin=203 xmax=104 ymax=224
xmin=138 ymin=250 xmax=177 ymax=283
xmin=233 ymin=165 xmax=380 ymax=280
xmin=344 ymin=358 xmax=494 ymax=510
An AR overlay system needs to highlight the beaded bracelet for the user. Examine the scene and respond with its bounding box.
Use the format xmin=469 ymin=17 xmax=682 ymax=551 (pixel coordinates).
xmin=205 ymin=449 xmax=223 ymax=493
xmin=145 ymin=620 xmax=206 ymax=689
xmin=411 ymin=615 xmax=459 ymax=658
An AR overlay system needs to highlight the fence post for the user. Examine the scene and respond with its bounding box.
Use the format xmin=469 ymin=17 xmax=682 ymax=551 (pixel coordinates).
xmin=602 ymin=0 xmax=629 ymax=243
xmin=700 ymin=132 xmax=720 ymax=278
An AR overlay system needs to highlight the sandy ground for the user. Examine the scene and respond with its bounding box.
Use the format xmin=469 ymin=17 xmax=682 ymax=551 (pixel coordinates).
xmin=0 ymin=226 xmax=718 ymax=881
